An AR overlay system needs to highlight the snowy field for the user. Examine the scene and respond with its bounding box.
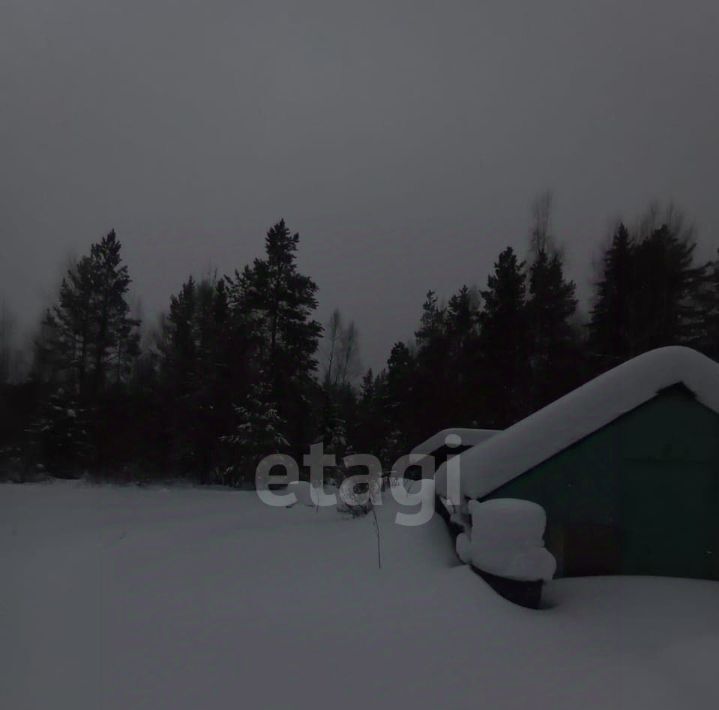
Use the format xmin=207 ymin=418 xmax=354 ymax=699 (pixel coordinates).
xmin=1 ymin=482 xmax=717 ymax=709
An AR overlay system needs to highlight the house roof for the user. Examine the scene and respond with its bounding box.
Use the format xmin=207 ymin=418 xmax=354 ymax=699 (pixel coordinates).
xmin=435 ymin=347 xmax=719 ymax=500
xmin=411 ymin=428 xmax=500 ymax=459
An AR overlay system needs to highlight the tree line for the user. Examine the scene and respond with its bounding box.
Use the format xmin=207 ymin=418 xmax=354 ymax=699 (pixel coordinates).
xmin=1 ymin=201 xmax=718 ymax=483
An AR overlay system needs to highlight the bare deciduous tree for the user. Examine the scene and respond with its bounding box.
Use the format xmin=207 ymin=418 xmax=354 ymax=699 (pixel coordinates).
xmin=530 ymin=190 xmax=555 ymax=258
xmin=336 ymin=319 xmax=360 ymax=385
xmin=322 ymin=309 xmax=361 ymax=387
xmin=323 ymin=308 xmax=343 ymax=386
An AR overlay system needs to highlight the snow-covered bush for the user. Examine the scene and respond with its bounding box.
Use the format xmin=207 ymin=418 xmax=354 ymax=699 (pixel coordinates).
xmin=336 ymin=474 xmax=381 ymax=518
xmin=455 ymin=498 xmax=556 ymax=582
xmin=336 ymin=482 xmax=373 ymax=517
xmin=287 ymin=480 xmax=316 ymax=507
xmin=210 ymin=465 xmax=237 ymax=488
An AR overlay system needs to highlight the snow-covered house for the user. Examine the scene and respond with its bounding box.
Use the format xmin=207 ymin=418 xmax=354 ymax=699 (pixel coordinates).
xmin=436 ymin=347 xmax=719 ymax=580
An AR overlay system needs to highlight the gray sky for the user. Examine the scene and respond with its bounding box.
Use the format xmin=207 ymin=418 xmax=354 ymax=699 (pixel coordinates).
xmin=2 ymin=0 xmax=718 ymax=369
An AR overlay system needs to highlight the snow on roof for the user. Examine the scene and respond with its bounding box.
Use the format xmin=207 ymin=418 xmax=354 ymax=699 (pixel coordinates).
xmin=411 ymin=428 xmax=500 ymax=458
xmin=435 ymin=347 xmax=719 ymax=500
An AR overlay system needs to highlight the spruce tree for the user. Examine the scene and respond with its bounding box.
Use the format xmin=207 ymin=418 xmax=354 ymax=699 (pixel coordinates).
xmin=157 ymin=275 xmax=247 ymax=477
xmin=478 ymin=247 xmax=529 ymax=427
xmin=25 ymin=387 xmax=93 ymax=478
xmin=590 ymin=209 xmax=704 ymax=366
xmin=631 ymin=223 xmax=704 ymax=351
xmin=353 ymin=368 xmax=386 ymax=455
xmin=707 ymin=255 xmax=719 ymax=359
xmin=695 ymin=249 xmax=719 ymax=359
xmin=220 ymin=374 xmax=288 ymax=487
xmin=381 ymin=341 xmax=416 ymax=461
xmin=413 ymin=291 xmax=451 ymax=435
xmin=526 ymin=247 xmax=579 ymax=409
xmin=588 ymin=223 xmax=634 ymax=368
xmin=415 ymin=291 xmax=446 ymax=348
xmin=446 ymin=286 xmax=479 ymax=344
xmin=161 ymin=276 xmax=198 ymax=393
xmin=445 ymin=285 xmax=481 ymax=425
xmin=318 ymin=390 xmax=352 ymax=485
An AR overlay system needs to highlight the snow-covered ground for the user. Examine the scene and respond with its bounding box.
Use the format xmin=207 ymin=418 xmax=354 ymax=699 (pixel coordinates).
xmin=1 ymin=482 xmax=717 ymax=709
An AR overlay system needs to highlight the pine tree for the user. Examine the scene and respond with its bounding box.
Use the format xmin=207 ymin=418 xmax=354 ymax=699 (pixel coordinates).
xmin=478 ymin=247 xmax=529 ymax=427
xmin=227 ymin=220 xmax=322 ymax=452
xmin=233 ymin=220 xmax=322 ymax=379
xmin=40 ymin=231 xmax=139 ymax=395
xmin=40 ymin=257 xmax=94 ymax=390
xmin=90 ymin=233 xmax=140 ymax=389
xmin=29 ymin=231 xmax=139 ymax=475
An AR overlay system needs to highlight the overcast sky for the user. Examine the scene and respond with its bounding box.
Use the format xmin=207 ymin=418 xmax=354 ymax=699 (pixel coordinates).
xmin=2 ymin=0 xmax=718 ymax=369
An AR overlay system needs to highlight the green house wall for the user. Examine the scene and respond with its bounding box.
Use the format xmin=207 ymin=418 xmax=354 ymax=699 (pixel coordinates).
xmin=484 ymin=388 xmax=719 ymax=580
